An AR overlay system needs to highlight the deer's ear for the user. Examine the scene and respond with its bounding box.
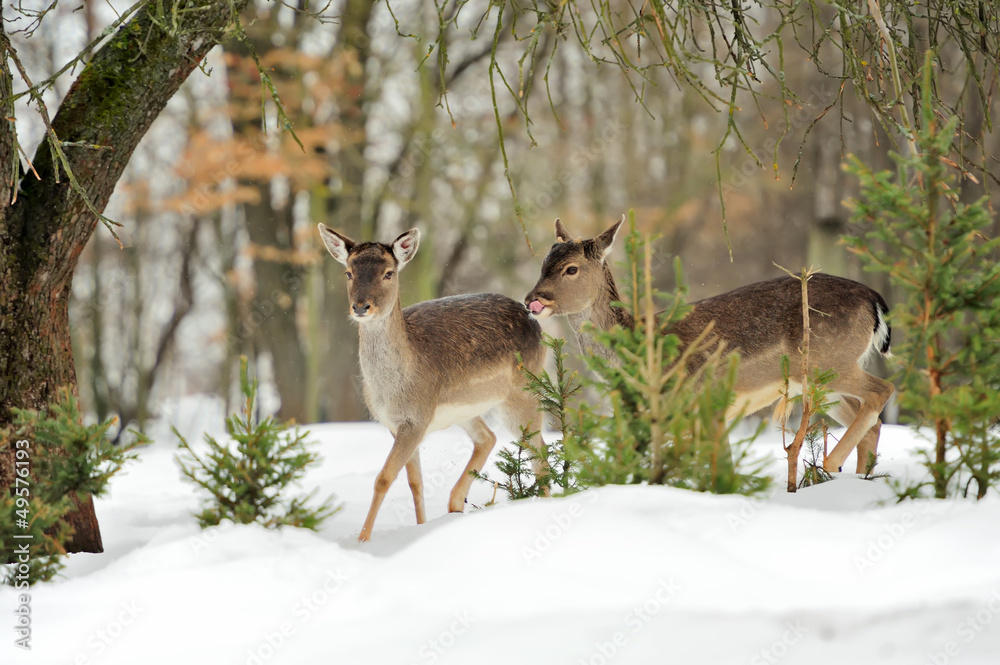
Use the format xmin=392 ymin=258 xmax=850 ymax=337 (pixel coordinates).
xmin=392 ymin=229 xmax=420 ymax=268
xmin=595 ymin=214 xmax=625 ymax=259
xmin=318 ymin=224 xmax=354 ymax=266
xmin=554 ymin=218 xmax=573 ymax=244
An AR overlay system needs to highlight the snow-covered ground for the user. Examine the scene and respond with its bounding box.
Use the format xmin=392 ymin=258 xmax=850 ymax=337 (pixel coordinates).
xmin=4 ymin=396 xmax=1000 ymax=665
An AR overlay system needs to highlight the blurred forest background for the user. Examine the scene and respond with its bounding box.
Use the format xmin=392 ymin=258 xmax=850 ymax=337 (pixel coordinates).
xmin=6 ymin=0 xmax=997 ymax=433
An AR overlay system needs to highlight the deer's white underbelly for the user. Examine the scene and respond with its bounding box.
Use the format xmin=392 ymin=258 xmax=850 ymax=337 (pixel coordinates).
xmin=728 ymin=381 xmax=792 ymax=420
xmin=427 ymin=400 xmax=502 ymax=432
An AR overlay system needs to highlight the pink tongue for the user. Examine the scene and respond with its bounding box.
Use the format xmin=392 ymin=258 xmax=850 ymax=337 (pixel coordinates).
xmin=529 ymin=300 xmax=544 ymax=314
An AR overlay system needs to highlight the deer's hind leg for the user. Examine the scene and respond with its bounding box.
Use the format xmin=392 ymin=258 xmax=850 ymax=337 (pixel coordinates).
xmin=824 ymin=370 xmax=894 ymax=473
xmin=451 ymin=417 xmax=497 ymax=513
xmin=827 ymin=395 xmax=883 ymax=474
xmin=500 ymin=390 xmax=548 ymax=481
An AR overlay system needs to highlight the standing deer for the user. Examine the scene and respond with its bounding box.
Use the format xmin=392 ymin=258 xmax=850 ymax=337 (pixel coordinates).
xmin=524 ymin=216 xmax=894 ymax=474
xmin=318 ymin=224 xmax=546 ymax=541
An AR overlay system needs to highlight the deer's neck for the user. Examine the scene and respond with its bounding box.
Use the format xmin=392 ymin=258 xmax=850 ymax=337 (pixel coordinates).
xmin=357 ymin=302 xmax=412 ymax=398
xmin=568 ymin=263 xmax=635 ymax=363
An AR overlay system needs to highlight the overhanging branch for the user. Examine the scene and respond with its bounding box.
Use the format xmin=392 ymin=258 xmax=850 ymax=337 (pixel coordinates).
xmin=2 ymin=0 xmax=251 ymax=292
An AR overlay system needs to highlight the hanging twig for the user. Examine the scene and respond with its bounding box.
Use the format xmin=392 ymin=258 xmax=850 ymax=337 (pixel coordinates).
xmin=227 ymin=0 xmax=304 ymax=151
xmin=0 ymin=33 xmax=125 ymax=246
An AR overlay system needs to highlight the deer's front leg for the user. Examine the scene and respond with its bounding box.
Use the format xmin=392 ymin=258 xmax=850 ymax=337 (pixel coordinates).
xmin=405 ymin=449 xmax=427 ymax=525
xmin=359 ymin=422 xmax=426 ymax=542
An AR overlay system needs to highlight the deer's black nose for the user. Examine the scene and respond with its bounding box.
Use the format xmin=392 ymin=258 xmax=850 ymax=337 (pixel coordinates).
xmin=352 ymin=301 xmax=371 ymax=316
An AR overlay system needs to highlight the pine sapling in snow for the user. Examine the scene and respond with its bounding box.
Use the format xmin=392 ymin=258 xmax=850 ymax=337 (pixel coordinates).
xmin=1 ymin=388 xmax=138 ymax=586
xmin=475 ymin=335 xmax=581 ymax=500
xmin=175 ymin=357 xmax=339 ymax=529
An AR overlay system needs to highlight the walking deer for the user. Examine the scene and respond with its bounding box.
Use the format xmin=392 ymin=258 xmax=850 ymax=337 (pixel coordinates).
xmin=525 ymin=216 xmax=894 ymax=474
xmin=318 ymin=224 xmax=546 ymax=541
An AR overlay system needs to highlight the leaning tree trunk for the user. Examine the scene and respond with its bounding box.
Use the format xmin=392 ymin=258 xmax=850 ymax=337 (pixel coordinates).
xmin=0 ymin=0 xmax=249 ymax=553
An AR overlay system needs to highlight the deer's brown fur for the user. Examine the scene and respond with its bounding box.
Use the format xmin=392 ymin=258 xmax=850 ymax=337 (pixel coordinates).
xmin=525 ymin=216 xmax=894 ymax=474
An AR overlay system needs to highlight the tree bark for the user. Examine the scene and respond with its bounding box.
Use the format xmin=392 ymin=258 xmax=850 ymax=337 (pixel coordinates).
xmin=224 ymin=14 xmax=311 ymax=424
xmin=243 ymin=193 xmax=309 ymax=423
xmin=323 ymin=0 xmax=376 ymax=422
xmin=0 ymin=0 xmax=249 ymax=553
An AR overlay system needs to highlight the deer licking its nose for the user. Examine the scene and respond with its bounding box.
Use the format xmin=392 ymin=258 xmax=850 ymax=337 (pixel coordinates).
xmin=524 ymin=214 xmax=896 ymax=475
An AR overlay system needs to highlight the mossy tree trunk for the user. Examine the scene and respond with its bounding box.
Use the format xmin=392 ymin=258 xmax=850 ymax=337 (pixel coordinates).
xmin=0 ymin=0 xmax=249 ymax=553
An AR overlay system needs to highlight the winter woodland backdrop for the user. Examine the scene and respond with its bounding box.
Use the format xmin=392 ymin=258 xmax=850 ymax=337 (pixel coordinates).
xmin=4 ymin=0 xmax=995 ymax=436
xmin=2 ymin=1 xmax=1000 ymax=662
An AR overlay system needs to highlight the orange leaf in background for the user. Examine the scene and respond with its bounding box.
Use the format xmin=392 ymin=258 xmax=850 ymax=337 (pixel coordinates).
xmin=162 ymin=185 xmax=261 ymax=215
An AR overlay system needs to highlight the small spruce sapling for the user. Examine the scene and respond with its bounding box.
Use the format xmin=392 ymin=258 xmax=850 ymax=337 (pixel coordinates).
xmin=1 ymin=388 xmax=138 ymax=586
xmin=474 ymin=424 xmax=545 ymax=503
xmin=798 ymin=426 xmax=833 ymax=489
xmin=474 ymin=336 xmax=582 ymax=500
xmin=518 ymin=335 xmax=581 ymax=495
xmin=175 ymin=357 xmax=339 ymax=529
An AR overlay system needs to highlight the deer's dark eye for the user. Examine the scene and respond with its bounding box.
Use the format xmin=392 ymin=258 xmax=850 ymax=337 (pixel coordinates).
xmin=565 ymin=266 xmax=579 ymax=276
xmin=345 ymin=272 xmax=353 ymax=280
xmin=384 ymin=271 xmax=394 ymax=281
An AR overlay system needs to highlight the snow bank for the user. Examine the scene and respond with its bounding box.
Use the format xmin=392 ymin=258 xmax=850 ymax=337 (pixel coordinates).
xmin=4 ymin=416 xmax=1000 ymax=665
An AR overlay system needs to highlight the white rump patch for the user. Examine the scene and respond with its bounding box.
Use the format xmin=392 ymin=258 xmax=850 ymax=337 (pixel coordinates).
xmin=859 ymin=308 xmax=892 ymax=368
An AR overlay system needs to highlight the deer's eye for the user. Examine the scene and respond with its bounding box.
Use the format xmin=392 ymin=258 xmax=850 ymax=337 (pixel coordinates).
xmin=384 ymin=271 xmax=394 ymax=281
xmin=565 ymin=266 xmax=579 ymax=276
xmin=345 ymin=272 xmax=353 ymax=280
